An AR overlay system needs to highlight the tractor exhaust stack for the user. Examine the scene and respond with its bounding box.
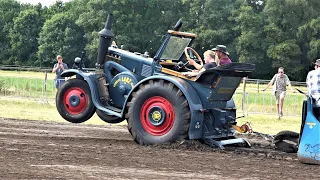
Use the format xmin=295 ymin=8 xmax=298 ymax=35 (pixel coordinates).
xmin=95 ymin=14 xmax=114 ymax=104
xmin=96 ymin=14 xmax=114 ymax=69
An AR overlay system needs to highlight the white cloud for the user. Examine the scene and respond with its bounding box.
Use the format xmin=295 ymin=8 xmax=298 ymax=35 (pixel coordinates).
xmin=18 ymin=0 xmax=72 ymax=7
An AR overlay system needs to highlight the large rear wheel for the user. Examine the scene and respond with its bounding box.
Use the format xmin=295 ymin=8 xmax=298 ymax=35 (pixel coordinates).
xmin=56 ymin=78 xmax=95 ymax=123
xmin=126 ymin=80 xmax=190 ymax=145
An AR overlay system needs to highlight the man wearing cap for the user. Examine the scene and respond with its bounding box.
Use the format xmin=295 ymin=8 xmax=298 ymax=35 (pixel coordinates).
xmin=306 ymin=59 xmax=320 ymax=107
xmin=212 ymin=45 xmax=232 ymax=65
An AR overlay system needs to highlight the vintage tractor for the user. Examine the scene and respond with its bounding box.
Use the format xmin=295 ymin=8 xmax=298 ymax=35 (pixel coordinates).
xmin=56 ymin=14 xmax=255 ymax=148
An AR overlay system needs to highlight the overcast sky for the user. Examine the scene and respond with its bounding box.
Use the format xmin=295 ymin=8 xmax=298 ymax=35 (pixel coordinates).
xmin=18 ymin=0 xmax=72 ymax=7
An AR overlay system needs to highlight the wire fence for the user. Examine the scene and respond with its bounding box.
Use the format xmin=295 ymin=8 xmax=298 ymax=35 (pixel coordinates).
xmin=0 ymin=72 xmax=56 ymax=99
xmin=0 ymin=65 xmax=52 ymax=72
xmin=0 ymin=71 xmax=308 ymax=117
xmin=235 ymin=78 xmax=307 ymax=117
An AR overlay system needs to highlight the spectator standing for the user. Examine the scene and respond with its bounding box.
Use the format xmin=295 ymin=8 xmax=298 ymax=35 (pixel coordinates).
xmin=306 ymin=59 xmax=320 ymax=108
xmin=263 ymin=67 xmax=294 ymax=119
xmin=52 ymin=55 xmax=68 ymax=90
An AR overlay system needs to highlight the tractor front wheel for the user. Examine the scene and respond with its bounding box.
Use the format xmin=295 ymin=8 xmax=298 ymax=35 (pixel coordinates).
xmin=126 ymin=80 xmax=190 ymax=145
xmin=56 ymin=78 xmax=95 ymax=123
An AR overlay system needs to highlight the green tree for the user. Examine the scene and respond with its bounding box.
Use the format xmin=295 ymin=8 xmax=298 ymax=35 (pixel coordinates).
xmin=307 ymin=18 xmax=320 ymax=60
xmin=263 ymin=0 xmax=310 ymax=80
xmin=112 ymin=0 xmax=188 ymax=54
xmin=75 ymin=0 xmax=188 ymax=66
xmin=75 ymin=0 xmax=113 ymax=66
xmin=0 ymin=0 xmax=20 ymax=64
xmin=38 ymin=12 xmax=85 ymax=67
xmin=234 ymin=1 xmax=271 ymax=78
xmin=9 ymin=8 xmax=43 ymax=65
xmin=189 ymin=0 xmax=242 ymax=57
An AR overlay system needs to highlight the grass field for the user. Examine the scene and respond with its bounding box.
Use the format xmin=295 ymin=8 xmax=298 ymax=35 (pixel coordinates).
xmin=0 ymin=96 xmax=125 ymax=126
xmin=0 ymin=70 xmax=55 ymax=79
xmin=0 ymin=70 xmax=303 ymax=134
xmin=0 ymin=96 xmax=301 ymax=134
xmin=0 ymin=70 xmax=56 ymax=98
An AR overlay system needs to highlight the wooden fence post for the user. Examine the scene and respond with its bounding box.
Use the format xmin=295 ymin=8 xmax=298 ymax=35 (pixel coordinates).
xmin=242 ymin=77 xmax=247 ymax=117
xmin=44 ymin=71 xmax=47 ymax=93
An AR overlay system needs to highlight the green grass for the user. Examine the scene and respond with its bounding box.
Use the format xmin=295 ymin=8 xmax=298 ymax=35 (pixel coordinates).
xmin=0 ymin=96 xmax=301 ymax=135
xmin=0 ymin=76 xmax=56 ymax=98
xmin=236 ymin=114 xmax=301 ymax=134
xmin=0 ymin=70 xmax=55 ymax=79
xmin=0 ymin=70 xmax=304 ymax=135
xmin=233 ymin=82 xmax=307 ymax=115
xmin=0 ymin=97 xmax=126 ymax=126
xmin=0 ymin=74 xmax=307 ymax=115
xmin=0 ymin=70 xmax=57 ymax=98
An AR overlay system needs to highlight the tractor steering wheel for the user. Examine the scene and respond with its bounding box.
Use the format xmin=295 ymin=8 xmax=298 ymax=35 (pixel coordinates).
xmin=184 ymin=47 xmax=203 ymax=68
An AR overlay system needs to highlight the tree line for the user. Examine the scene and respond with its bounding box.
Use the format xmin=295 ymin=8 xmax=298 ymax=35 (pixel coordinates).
xmin=0 ymin=0 xmax=319 ymax=81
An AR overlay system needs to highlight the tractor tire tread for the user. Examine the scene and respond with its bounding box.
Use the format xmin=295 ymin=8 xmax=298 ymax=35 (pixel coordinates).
xmin=126 ymin=80 xmax=190 ymax=145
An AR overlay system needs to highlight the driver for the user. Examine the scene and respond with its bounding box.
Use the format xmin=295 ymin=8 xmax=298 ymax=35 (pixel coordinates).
xmin=182 ymin=50 xmax=218 ymax=77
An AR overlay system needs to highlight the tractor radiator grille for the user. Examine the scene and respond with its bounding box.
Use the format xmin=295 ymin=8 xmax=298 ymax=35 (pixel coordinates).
xmin=141 ymin=64 xmax=152 ymax=77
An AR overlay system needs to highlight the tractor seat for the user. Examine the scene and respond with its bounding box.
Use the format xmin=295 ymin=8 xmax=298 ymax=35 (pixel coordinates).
xmin=195 ymin=63 xmax=255 ymax=86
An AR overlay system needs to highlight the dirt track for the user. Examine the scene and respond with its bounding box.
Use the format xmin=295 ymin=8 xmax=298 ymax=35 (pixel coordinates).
xmin=0 ymin=118 xmax=319 ymax=180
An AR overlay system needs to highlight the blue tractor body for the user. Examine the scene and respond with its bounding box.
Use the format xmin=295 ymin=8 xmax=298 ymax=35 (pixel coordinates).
xmin=56 ymin=14 xmax=255 ymax=147
xmin=298 ymin=98 xmax=320 ymax=164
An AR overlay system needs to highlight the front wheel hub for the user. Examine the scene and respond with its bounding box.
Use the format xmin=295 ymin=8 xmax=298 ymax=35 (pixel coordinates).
xmin=69 ymin=94 xmax=80 ymax=107
xmin=63 ymin=88 xmax=88 ymax=115
xmin=140 ymin=96 xmax=175 ymax=136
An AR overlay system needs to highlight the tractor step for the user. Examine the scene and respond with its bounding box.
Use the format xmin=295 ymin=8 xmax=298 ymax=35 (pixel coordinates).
xmin=107 ymin=105 xmax=122 ymax=113
xmin=97 ymin=105 xmax=122 ymax=117
xmin=202 ymin=137 xmax=251 ymax=149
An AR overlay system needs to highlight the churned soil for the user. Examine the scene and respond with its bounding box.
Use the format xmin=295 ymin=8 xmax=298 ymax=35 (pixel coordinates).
xmin=0 ymin=117 xmax=319 ymax=180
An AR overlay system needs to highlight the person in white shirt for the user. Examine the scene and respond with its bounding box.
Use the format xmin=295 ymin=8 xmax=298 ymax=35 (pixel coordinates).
xmin=306 ymin=59 xmax=320 ymax=107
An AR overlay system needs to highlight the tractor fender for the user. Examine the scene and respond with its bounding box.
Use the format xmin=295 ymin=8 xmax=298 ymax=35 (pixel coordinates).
xmin=104 ymin=61 xmax=130 ymax=82
xmin=122 ymin=75 xmax=204 ymax=139
xmin=61 ymin=69 xmax=122 ymax=117
xmin=60 ymin=69 xmax=86 ymax=79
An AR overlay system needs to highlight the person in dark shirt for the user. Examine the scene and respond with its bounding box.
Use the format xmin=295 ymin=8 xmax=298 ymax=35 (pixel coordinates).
xmin=182 ymin=50 xmax=218 ymax=77
xmin=52 ymin=55 xmax=68 ymax=90
xmin=212 ymin=45 xmax=232 ymax=65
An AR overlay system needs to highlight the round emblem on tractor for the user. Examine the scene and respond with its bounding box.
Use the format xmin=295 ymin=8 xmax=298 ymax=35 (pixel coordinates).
xmin=152 ymin=111 xmax=162 ymax=122
xmin=147 ymin=106 xmax=166 ymax=126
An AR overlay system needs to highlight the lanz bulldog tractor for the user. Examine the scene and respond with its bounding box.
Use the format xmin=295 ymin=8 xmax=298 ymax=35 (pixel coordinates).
xmin=56 ymin=14 xmax=255 ymax=148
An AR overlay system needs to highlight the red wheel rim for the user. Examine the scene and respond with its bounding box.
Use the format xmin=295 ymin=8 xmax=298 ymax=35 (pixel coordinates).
xmin=63 ymin=87 xmax=88 ymax=115
xmin=140 ymin=96 xmax=175 ymax=136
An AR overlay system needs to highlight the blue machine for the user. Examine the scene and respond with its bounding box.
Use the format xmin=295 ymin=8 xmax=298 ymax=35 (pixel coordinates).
xmin=55 ymin=14 xmax=255 ymax=148
xmin=297 ymin=97 xmax=320 ymax=165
